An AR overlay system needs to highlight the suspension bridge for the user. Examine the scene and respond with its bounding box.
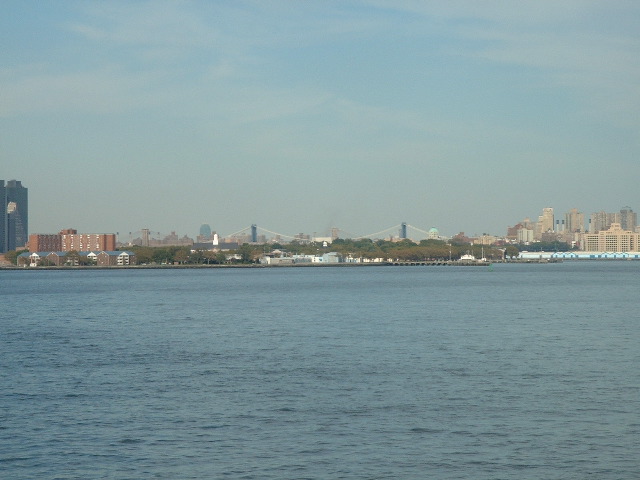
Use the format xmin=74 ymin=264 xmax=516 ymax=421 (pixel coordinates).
xmin=194 ymin=222 xmax=440 ymax=243
xmin=123 ymin=223 xmax=441 ymax=244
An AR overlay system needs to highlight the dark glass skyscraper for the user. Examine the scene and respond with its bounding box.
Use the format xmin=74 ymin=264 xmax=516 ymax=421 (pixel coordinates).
xmin=1 ymin=179 xmax=28 ymax=253
xmin=199 ymin=224 xmax=212 ymax=238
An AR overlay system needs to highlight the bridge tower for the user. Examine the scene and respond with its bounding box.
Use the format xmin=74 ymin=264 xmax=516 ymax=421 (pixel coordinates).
xmin=251 ymin=224 xmax=257 ymax=243
xmin=141 ymin=228 xmax=150 ymax=247
xmin=400 ymin=222 xmax=407 ymax=239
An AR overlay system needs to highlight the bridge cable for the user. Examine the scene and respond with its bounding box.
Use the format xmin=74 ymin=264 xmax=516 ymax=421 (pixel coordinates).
xmin=356 ymin=224 xmax=402 ymax=239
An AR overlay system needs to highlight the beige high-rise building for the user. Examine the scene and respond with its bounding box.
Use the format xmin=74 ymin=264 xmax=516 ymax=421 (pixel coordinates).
xmin=590 ymin=211 xmax=620 ymax=233
xmin=535 ymin=207 xmax=554 ymax=240
xmin=619 ymin=207 xmax=637 ymax=232
xmin=541 ymin=207 xmax=554 ymax=231
xmin=565 ymin=208 xmax=585 ymax=233
xmin=580 ymin=223 xmax=640 ymax=252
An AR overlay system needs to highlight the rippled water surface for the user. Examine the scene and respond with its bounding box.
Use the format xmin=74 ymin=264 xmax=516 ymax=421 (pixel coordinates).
xmin=1 ymin=263 xmax=639 ymax=479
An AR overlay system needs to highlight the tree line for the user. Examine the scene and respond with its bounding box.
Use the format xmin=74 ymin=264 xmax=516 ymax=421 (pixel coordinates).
xmin=2 ymin=239 xmax=575 ymax=266
xmin=129 ymin=239 xmax=512 ymax=264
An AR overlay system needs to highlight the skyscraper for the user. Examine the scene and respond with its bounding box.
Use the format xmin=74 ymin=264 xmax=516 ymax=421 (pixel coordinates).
xmin=590 ymin=211 xmax=620 ymax=233
xmin=199 ymin=224 xmax=212 ymax=238
xmin=619 ymin=206 xmax=637 ymax=232
xmin=535 ymin=207 xmax=554 ymax=240
xmin=198 ymin=223 xmax=212 ymax=242
xmin=1 ymin=179 xmax=28 ymax=253
xmin=565 ymin=208 xmax=585 ymax=233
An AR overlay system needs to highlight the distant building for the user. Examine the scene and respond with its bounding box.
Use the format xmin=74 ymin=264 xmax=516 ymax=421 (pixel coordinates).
xmin=312 ymin=236 xmax=333 ymax=245
xmin=506 ymin=224 xmax=521 ymax=241
xmin=293 ymin=233 xmax=311 ymax=243
xmin=96 ymin=251 xmax=136 ymax=266
xmin=61 ymin=230 xmax=116 ymax=252
xmin=131 ymin=230 xmax=194 ymax=247
xmin=540 ymin=231 xmax=561 ymax=243
xmin=535 ymin=207 xmax=554 ymax=240
xmin=29 ymin=229 xmax=116 ymax=252
xmin=474 ymin=234 xmax=498 ymax=245
xmin=519 ymin=251 xmax=640 ymax=260
xmin=199 ymin=224 xmax=212 ymax=238
xmin=580 ymin=223 xmax=640 ymax=252
xmin=565 ymin=208 xmax=585 ymax=233
xmin=1 ymin=179 xmax=28 ymax=252
xmin=28 ymin=234 xmax=62 ymax=252
xmin=18 ymin=251 xmax=68 ymax=267
xmin=18 ymin=250 xmax=136 ymax=267
xmin=156 ymin=231 xmax=193 ymax=246
xmin=451 ymin=232 xmax=472 ymax=244
xmin=427 ymin=227 xmax=441 ymax=240
xmin=224 ymin=233 xmax=251 ymax=244
xmin=192 ymin=240 xmax=240 ymax=251
xmin=260 ymin=251 xmax=342 ymax=265
xmin=197 ymin=224 xmax=213 ymax=242
xmin=507 ymin=218 xmax=535 ymax=243
xmin=517 ymin=228 xmax=534 ymax=243
xmin=589 ymin=211 xmax=620 ymax=233
xmin=619 ymin=207 xmax=637 ymax=232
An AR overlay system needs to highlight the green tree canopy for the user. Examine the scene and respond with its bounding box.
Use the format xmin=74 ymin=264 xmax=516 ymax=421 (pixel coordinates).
xmin=4 ymin=249 xmax=27 ymax=265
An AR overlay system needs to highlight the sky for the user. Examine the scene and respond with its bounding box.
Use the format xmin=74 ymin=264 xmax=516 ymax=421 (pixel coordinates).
xmin=2 ymin=1 xmax=639 ymax=240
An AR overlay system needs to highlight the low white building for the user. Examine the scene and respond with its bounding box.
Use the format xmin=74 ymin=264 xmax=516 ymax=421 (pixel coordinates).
xmin=260 ymin=252 xmax=343 ymax=265
xmin=518 ymin=251 xmax=640 ymax=260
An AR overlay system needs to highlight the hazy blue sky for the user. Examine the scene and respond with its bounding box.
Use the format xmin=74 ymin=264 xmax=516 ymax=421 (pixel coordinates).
xmin=2 ymin=1 xmax=639 ymax=240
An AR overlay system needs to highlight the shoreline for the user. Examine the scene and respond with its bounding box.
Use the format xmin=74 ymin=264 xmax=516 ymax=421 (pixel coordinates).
xmin=0 ymin=259 xmax=564 ymax=270
xmin=2 ymin=261 xmax=484 ymax=270
xmin=11 ymin=257 xmax=640 ymax=271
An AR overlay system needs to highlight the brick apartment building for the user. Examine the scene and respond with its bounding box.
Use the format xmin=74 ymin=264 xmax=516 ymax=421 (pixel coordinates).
xmin=28 ymin=233 xmax=62 ymax=252
xmin=28 ymin=229 xmax=116 ymax=252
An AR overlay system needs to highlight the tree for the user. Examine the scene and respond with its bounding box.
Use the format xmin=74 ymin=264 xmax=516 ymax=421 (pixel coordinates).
xmin=4 ymin=249 xmax=27 ymax=265
xmin=505 ymin=245 xmax=520 ymax=259
xmin=65 ymin=250 xmax=80 ymax=266
xmin=132 ymin=247 xmax=154 ymax=264
xmin=174 ymin=248 xmax=190 ymax=264
xmin=285 ymin=241 xmax=304 ymax=255
xmin=77 ymin=256 xmax=95 ymax=266
xmin=201 ymin=250 xmax=218 ymax=264
xmin=236 ymin=244 xmax=257 ymax=263
xmin=188 ymin=250 xmax=205 ymax=264
xmin=516 ymin=241 xmax=572 ymax=252
xmin=153 ymin=247 xmax=176 ymax=264
xmin=418 ymin=239 xmax=447 ymax=247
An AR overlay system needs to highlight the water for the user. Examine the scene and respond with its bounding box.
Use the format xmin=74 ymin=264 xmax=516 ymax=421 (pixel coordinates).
xmin=1 ymin=263 xmax=639 ymax=479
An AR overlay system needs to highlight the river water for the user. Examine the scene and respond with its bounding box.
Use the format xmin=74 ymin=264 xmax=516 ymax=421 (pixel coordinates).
xmin=1 ymin=262 xmax=638 ymax=479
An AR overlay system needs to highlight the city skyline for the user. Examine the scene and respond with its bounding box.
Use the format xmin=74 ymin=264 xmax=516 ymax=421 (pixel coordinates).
xmin=10 ymin=183 xmax=640 ymax=255
xmin=8 ymin=192 xmax=640 ymax=244
xmin=2 ymin=2 xmax=639 ymax=238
